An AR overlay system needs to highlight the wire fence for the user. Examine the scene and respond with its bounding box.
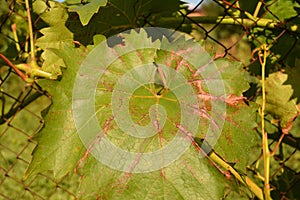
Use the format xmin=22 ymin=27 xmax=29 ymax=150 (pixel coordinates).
xmin=1 ymin=0 xmax=300 ymax=199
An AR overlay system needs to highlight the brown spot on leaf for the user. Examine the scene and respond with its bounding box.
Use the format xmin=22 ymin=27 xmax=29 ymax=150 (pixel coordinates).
xmin=225 ymin=133 xmax=233 ymax=144
xmin=225 ymin=94 xmax=245 ymax=106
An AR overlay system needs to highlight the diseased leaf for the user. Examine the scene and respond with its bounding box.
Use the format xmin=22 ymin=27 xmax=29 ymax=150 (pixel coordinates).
xmin=76 ymin=145 xmax=227 ymax=199
xmin=73 ymin=29 xmax=257 ymax=198
xmin=214 ymin=102 xmax=259 ymax=171
xmin=66 ymin=0 xmax=108 ymax=26
xmin=28 ymin=28 xmax=258 ymax=198
xmin=213 ymin=59 xmax=250 ymax=96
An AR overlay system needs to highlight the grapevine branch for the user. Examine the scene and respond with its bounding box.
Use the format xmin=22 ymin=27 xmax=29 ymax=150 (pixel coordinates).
xmin=156 ymin=16 xmax=299 ymax=33
xmin=209 ymin=150 xmax=264 ymax=200
xmin=0 ymin=53 xmax=27 ymax=81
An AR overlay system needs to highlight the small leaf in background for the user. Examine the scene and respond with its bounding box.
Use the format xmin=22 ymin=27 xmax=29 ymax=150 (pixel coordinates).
xmin=33 ymin=0 xmax=74 ymax=78
xmin=271 ymin=166 xmax=300 ymax=200
xmin=65 ymin=0 xmax=184 ymax=45
xmin=285 ymin=65 xmax=300 ymax=104
xmin=264 ymin=0 xmax=300 ymax=20
xmin=256 ymin=71 xmax=299 ymax=131
xmin=239 ymin=0 xmax=261 ymax=15
xmin=270 ymin=33 xmax=300 ymax=68
xmin=66 ymin=0 xmax=108 ymax=26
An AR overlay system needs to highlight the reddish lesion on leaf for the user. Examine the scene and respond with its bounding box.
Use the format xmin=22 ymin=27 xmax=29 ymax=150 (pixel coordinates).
xmin=225 ymin=94 xmax=246 ymax=106
xmin=74 ymin=116 xmax=115 ymax=174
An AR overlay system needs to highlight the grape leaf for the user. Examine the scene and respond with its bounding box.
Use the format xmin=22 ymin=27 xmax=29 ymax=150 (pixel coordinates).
xmin=0 ymin=1 xmax=10 ymax=53
xmin=0 ymin=1 xmax=27 ymax=60
xmin=239 ymin=0 xmax=260 ymax=15
xmin=27 ymin=28 xmax=259 ymax=199
xmin=264 ymin=0 xmax=300 ymax=20
xmin=66 ymin=0 xmax=183 ymax=45
xmin=213 ymin=102 xmax=259 ymax=171
xmin=256 ymin=71 xmax=299 ymax=130
xmin=270 ymin=32 xmax=300 ymax=68
xmin=24 ymin=44 xmax=87 ymax=179
xmin=285 ymin=65 xmax=300 ymax=104
xmin=76 ymin=29 xmax=258 ymax=198
xmin=66 ymin=0 xmax=108 ymax=26
xmin=76 ymin=145 xmax=227 ymax=199
xmin=33 ymin=0 xmax=73 ymax=78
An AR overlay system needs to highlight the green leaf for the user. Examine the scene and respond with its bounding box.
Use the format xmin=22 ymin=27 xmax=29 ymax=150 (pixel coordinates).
xmin=256 ymin=71 xmax=299 ymax=130
xmin=33 ymin=0 xmax=69 ymax=26
xmin=28 ymin=28 xmax=258 ymax=198
xmin=214 ymin=102 xmax=259 ymax=172
xmin=264 ymin=0 xmax=300 ymax=20
xmin=66 ymin=0 xmax=108 ymax=26
xmin=66 ymin=0 xmax=183 ymax=45
xmin=25 ymin=44 xmax=87 ymax=179
xmin=270 ymin=32 xmax=300 ymax=68
xmin=285 ymin=65 xmax=300 ymax=104
xmin=239 ymin=0 xmax=260 ymax=15
xmin=33 ymin=0 xmax=73 ymax=79
xmin=76 ymin=146 xmax=227 ymax=199
xmin=36 ymin=25 xmax=73 ymax=78
xmin=79 ymin=29 xmax=257 ymax=198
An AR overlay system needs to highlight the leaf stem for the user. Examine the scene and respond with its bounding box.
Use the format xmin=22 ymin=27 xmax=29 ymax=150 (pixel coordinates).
xmin=15 ymin=63 xmax=55 ymax=79
xmin=11 ymin=23 xmax=21 ymax=52
xmin=259 ymin=44 xmax=272 ymax=200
